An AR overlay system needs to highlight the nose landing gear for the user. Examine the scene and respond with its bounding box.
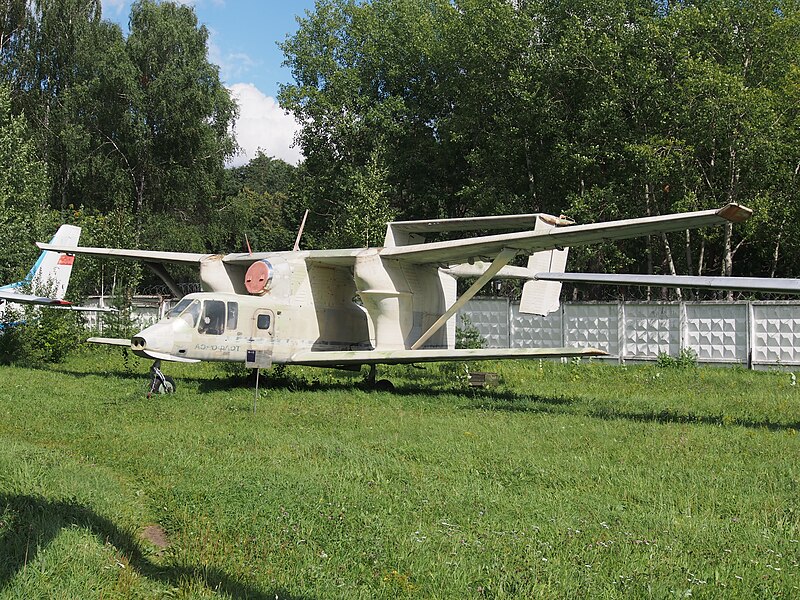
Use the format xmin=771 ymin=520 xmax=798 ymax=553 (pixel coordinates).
xmin=147 ymin=360 xmax=176 ymax=397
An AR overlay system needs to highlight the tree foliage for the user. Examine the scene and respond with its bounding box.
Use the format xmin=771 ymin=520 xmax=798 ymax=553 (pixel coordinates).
xmin=0 ymin=82 xmax=51 ymax=283
xmin=281 ymin=0 xmax=800 ymax=284
xmin=0 ymin=0 xmax=798 ymax=317
xmin=0 ymin=0 xmax=242 ymax=297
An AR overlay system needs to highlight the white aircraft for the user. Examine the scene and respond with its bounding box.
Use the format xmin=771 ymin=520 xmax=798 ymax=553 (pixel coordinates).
xmin=38 ymin=203 xmax=751 ymax=392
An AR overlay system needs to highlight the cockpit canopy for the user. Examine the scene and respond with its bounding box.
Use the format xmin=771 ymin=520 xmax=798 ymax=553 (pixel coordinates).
xmin=166 ymin=297 xmax=239 ymax=335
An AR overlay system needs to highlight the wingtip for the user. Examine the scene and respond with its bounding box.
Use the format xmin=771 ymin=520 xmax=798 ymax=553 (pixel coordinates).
xmin=717 ymin=203 xmax=753 ymax=223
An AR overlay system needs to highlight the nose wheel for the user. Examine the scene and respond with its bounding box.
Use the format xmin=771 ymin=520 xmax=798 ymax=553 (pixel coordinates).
xmin=147 ymin=360 xmax=176 ymax=397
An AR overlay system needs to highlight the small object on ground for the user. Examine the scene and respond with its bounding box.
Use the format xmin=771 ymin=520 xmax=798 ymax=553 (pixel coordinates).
xmin=469 ymin=372 xmax=498 ymax=388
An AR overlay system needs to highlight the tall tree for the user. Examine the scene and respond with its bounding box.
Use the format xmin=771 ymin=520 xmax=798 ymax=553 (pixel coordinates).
xmin=10 ymin=0 xmax=103 ymax=211
xmin=282 ymin=0 xmax=799 ymax=283
xmin=0 ymin=82 xmax=50 ymax=282
xmin=125 ymin=0 xmax=237 ymax=220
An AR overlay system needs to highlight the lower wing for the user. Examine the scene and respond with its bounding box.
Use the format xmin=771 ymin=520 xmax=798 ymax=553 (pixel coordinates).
xmin=534 ymin=272 xmax=800 ymax=294
xmin=287 ymin=347 xmax=606 ymax=366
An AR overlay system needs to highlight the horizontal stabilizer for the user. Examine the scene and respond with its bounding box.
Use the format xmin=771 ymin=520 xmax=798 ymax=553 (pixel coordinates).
xmin=0 ymin=291 xmax=71 ymax=306
xmin=58 ymin=305 xmax=118 ymax=313
xmin=288 ymin=346 xmax=606 ymax=367
xmin=535 ymin=272 xmax=800 ymax=294
xmin=88 ymin=337 xmax=200 ymax=362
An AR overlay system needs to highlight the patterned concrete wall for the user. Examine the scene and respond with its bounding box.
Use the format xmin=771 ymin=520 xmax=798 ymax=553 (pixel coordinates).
xmin=461 ymin=297 xmax=510 ymax=348
xmin=751 ymin=304 xmax=800 ymax=367
xmin=459 ymin=298 xmax=800 ymax=368
xmin=509 ymin=304 xmax=562 ymax=349
xmin=621 ymin=303 xmax=681 ymax=359
xmin=685 ymin=303 xmax=748 ymax=363
xmin=563 ymin=303 xmax=619 ymax=355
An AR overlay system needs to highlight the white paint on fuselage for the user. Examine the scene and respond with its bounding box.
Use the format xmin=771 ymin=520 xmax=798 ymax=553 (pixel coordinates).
xmin=135 ymin=252 xmax=458 ymax=363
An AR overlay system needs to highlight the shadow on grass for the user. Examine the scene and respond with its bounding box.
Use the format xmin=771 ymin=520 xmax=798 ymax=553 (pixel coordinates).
xmin=197 ymin=372 xmax=581 ymax=408
xmin=467 ymin=397 xmax=800 ymax=432
xmin=0 ymin=494 xmax=308 ymax=599
xmin=588 ymin=406 xmax=800 ymax=432
xmin=47 ymin=366 xmax=149 ymax=381
xmin=49 ymin=362 xmax=799 ymax=431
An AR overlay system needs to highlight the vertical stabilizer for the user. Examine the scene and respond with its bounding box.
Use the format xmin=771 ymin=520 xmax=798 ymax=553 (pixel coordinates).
xmin=10 ymin=225 xmax=82 ymax=299
xmin=519 ymin=247 xmax=569 ymax=315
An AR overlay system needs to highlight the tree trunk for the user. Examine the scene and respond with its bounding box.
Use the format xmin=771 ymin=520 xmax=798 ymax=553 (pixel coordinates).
xmin=697 ymin=237 xmax=705 ymax=276
xmin=644 ymin=183 xmax=653 ymax=301
xmin=684 ymin=230 xmax=694 ymax=300
xmin=661 ymin=232 xmax=682 ymax=300
xmin=523 ymin=138 xmax=537 ymax=209
xmin=721 ymin=145 xmax=741 ymax=300
xmin=770 ymin=236 xmax=781 ymax=278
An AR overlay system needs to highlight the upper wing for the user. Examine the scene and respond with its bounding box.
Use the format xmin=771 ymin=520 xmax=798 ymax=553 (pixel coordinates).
xmin=0 ymin=289 xmax=71 ymax=306
xmin=38 ymin=204 xmax=751 ymax=270
xmin=534 ymin=272 xmax=800 ymax=294
xmin=35 ymin=244 xmax=211 ymax=265
xmin=287 ymin=346 xmax=606 ymax=366
xmin=378 ymin=203 xmax=751 ymax=265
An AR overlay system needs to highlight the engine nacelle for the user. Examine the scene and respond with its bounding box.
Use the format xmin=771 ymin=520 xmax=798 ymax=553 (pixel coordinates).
xmin=244 ymin=259 xmax=274 ymax=295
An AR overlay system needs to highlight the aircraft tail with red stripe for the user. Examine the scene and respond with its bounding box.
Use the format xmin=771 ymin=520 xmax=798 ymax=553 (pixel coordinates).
xmin=1 ymin=225 xmax=81 ymax=300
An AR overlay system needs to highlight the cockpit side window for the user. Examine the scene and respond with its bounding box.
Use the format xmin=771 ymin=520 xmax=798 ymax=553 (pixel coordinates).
xmin=199 ymin=300 xmax=225 ymax=335
xmin=168 ymin=299 xmax=201 ymax=328
xmin=166 ymin=298 xmax=193 ymax=319
xmin=226 ymin=302 xmax=238 ymax=330
xmin=184 ymin=301 xmax=201 ymax=327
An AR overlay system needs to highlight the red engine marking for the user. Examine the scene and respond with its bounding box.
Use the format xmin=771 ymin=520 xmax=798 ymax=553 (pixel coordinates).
xmin=244 ymin=260 xmax=271 ymax=294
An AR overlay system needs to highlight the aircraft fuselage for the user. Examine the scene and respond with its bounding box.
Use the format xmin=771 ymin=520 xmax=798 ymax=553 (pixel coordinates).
xmin=130 ymin=252 xmax=456 ymax=364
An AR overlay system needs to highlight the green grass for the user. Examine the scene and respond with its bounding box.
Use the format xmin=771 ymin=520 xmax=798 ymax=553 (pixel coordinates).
xmin=1 ymin=349 xmax=799 ymax=598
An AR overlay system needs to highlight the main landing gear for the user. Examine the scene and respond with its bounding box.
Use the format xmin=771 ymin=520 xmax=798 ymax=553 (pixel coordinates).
xmin=364 ymin=364 xmax=395 ymax=392
xmin=147 ymin=360 xmax=176 ymax=397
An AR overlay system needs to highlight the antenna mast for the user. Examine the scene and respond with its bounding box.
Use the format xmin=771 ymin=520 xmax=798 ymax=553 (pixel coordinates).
xmin=293 ymin=209 xmax=310 ymax=251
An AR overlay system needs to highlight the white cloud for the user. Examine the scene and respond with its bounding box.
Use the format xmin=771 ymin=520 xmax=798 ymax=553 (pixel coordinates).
xmin=228 ymin=83 xmax=303 ymax=167
xmin=208 ymin=32 xmax=259 ymax=83
xmin=101 ymin=0 xmax=127 ymax=17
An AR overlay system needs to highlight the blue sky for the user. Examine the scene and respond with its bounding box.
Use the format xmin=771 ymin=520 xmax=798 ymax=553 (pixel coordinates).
xmin=102 ymin=0 xmax=319 ymax=165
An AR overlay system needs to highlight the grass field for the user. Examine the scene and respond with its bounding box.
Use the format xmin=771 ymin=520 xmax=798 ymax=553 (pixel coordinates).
xmin=1 ymin=349 xmax=799 ymax=598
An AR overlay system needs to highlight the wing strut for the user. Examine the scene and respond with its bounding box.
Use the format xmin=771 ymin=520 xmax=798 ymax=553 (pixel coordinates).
xmin=144 ymin=262 xmax=184 ymax=299
xmin=410 ymin=247 xmax=517 ymax=350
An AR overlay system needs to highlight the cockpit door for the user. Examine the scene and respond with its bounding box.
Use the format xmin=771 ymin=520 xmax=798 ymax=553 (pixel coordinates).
xmin=248 ymin=309 xmax=275 ymax=368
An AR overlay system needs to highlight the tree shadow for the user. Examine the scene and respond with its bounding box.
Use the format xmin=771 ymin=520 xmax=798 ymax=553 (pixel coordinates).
xmin=464 ymin=397 xmax=800 ymax=432
xmin=47 ymin=367 xmax=147 ymax=381
xmin=587 ymin=406 xmax=800 ymax=432
xmin=0 ymin=494 xmax=308 ymax=599
xmin=195 ymin=371 xmax=581 ymax=409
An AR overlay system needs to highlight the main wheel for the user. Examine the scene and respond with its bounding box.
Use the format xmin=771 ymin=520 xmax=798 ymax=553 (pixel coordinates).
xmin=374 ymin=379 xmax=395 ymax=392
xmin=155 ymin=375 xmax=176 ymax=394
